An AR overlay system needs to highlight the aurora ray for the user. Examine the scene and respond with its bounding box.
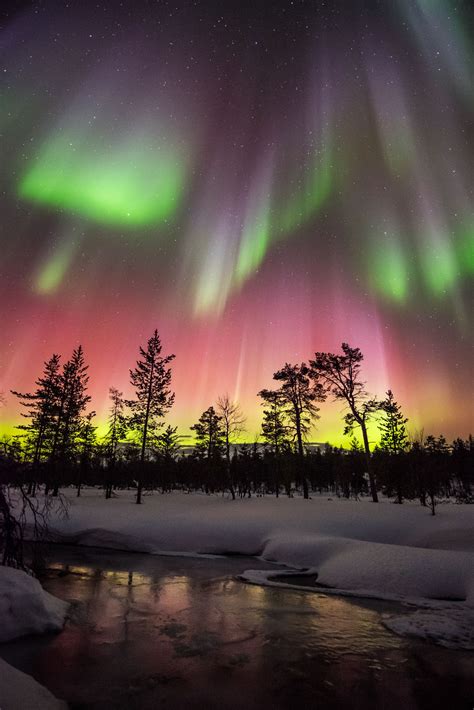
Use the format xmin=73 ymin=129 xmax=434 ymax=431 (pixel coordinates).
xmin=0 ymin=0 xmax=472 ymax=443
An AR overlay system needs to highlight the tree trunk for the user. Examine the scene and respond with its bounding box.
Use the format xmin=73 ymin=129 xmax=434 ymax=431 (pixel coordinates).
xmin=136 ymin=478 xmax=143 ymax=505
xmin=295 ymin=409 xmax=309 ymax=499
xmin=138 ymin=362 xmax=154 ymax=504
xmin=360 ymin=422 xmax=378 ymax=502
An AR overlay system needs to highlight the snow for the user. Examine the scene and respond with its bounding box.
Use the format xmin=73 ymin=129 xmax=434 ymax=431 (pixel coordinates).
xmin=249 ymin=533 xmax=473 ymax=600
xmin=0 ymin=566 xmax=69 ymax=643
xmin=31 ymin=490 xmax=474 ymax=599
xmin=0 ymin=567 xmax=69 ymax=710
xmin=0 ymin=657 xmax=67 ymax=710
xmin=21 ymin=489 xmax=474 ymax=648
xmin=383 ymin=608 xmax=474 ymax=650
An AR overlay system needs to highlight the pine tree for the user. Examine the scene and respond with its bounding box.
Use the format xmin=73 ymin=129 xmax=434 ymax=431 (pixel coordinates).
xmin=451 ymin=437 xmax=473 ymax=501
xmin=259 ymin=389 xmax=292 ymax=498
xmin=310 ymin=343 xmax=381 ymax=502
xmin=379 ymin=390 xmax=408 ymax=454
xmin=424 ymin=434 xmax=448 ymax=515
xmin=76 ymin=411 xmax=97 ymax=497
xmin=50 ymin=345 xmax=91 ymax=496
xmin=103 ymin=387 xmax=127 ymax=498
xmin=11 ymin=354 xmax=62 ymax=471
xmin=105 ymin=388 xmax=127 ymax=456
xmin=258 ymin=389 xmax=291 ymax=455
xmin=155 ymin=425 xmax=182 ymax=494
xmin=261 ymin=363 xmax=325 ymax=499
xmin=191 ymin=406 xmax=224 ymax=460
xmin=128 ymin=330 xmax=175 ymax=503
xmin=155 ymin=425 xmax=182 ymax=461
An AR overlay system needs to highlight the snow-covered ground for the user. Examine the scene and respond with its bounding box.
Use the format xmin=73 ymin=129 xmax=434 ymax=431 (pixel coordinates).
xmin=1 ymin=488 xmax=471 ymax=710
xmin=34 ymin=489 xmax=474 ymax=592
xmin=19 ymin=488 xmax=474 ymax=648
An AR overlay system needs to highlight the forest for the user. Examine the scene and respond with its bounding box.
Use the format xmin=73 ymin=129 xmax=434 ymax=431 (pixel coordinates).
xmin=1 ymin=329 xmax=472 ymax=517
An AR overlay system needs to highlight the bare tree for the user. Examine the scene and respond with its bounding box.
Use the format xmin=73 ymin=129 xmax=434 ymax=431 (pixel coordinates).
xmin=0 ymin=477 xmax=67 ymax=572
xmin=216 ymin=394 xmax=246 ymax=500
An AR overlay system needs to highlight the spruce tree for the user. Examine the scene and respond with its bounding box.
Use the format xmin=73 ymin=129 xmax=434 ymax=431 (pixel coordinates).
xmin=128 ymin=330 xmax=175 ymax=503
xmin=76 ymin=411 xmax=97 ymax=497
xmin=424 ymin=435 xmax=448 ymax=515
xmin=11 ymin=354 xmax=62 ymax=494
xmin=379 ymin=390 xmax=408 ymax=454
xmin=191 ymin=406 xmax=224 ymax=460
xmin=155 ymin=425 xmax=182 ymax=461
xmin=103 ymin=387 xmax=127 ymax=498
xmin=258 ymin=389 xmax=291 ymax=455
xmin=50 ymin=345 xmax=91 ymax=495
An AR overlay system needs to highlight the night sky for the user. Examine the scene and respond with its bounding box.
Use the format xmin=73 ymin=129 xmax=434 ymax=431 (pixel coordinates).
xmin=0 ymin=0 xmax=472 ymax=442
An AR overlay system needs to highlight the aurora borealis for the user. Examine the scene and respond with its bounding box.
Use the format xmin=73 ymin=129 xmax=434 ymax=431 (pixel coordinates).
xmin=0 ymin=0 xmax=472 ymax=443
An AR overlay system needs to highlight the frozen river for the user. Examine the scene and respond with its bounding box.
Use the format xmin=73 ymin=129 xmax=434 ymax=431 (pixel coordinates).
xmin=1 ymin=546 xmax=473 ymax=709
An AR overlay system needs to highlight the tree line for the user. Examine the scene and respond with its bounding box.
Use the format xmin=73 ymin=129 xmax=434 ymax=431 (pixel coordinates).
xmin=1 ymin=330 xmax=472 ymax=513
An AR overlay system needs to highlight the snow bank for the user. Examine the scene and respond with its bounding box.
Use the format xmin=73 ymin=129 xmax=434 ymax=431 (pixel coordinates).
xmin=33 ymin=490 xmax=474 ymax=608
xmin=0 ymin=657 xmax=67 ymax=710
xmin=0 ymin=566 xmax=69 ymax=643
xmin=256 ymin=533 xmax=473 ymax=601
xmin=0 ymin=568 xmax=69 ymax=710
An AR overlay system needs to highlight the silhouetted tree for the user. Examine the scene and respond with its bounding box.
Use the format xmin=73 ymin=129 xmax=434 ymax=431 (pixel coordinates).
xmin=154 ymin=425 xmax=182 ymax=493
xmin=377 ymin=390 xmax=409 ymax=503
xmin=103 ymin=387 xmax=127 ymax=498
xmin=379 ymin=390 xmax=409 ymax=454
xmin=451 ymin=436 xmax=473 ymax=501
xmin=1 ymin=389 xmax=67 ymax=570
xmin=259 ymin=389 xmax=291 ymax=455
xmin=11 ymin=354 xmax=62 ymax=492
xmin=216 ymin=394 xmax=246 ymax=500
xmin=76 ymin=411 xmax=97 ymax=497
xmin=424 ymin=435 xmax=449 ymax=515
xmin=191 ymin=407 xmax=224 ymax=460
xmin=261 ymin=363 xmax=325 ymax=498
xmin=155 ymin=424 xmax=182 ymax=461
xmin=310 ymin=343 xmax=380 ymax=502
xmin=48 ymin=346 xmax=91 ymax=496
xmin=128 ymin=330 xmax=175 ymax=503
xmin=258 ymin=389 xmax=292 ymax=497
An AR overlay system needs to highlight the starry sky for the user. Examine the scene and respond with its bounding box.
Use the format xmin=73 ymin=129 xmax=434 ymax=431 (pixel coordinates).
xmin=0 ymin=0 xmax=472 ymax=443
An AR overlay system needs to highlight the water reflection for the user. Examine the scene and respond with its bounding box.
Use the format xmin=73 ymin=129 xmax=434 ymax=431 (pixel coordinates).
xmin=1 ymin=547 xmax=473 ymax=710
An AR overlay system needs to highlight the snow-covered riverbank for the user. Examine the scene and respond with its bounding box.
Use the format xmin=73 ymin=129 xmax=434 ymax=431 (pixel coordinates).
xmin=7 ymin=488 xmax=472 ymax=650
xmin=32 ymin=489 xmax=474 ymax=604
xmin=0 ymin=566 xmax=69 ymax=709
xmin=0 ymin=566 xmax=69 ymax=643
